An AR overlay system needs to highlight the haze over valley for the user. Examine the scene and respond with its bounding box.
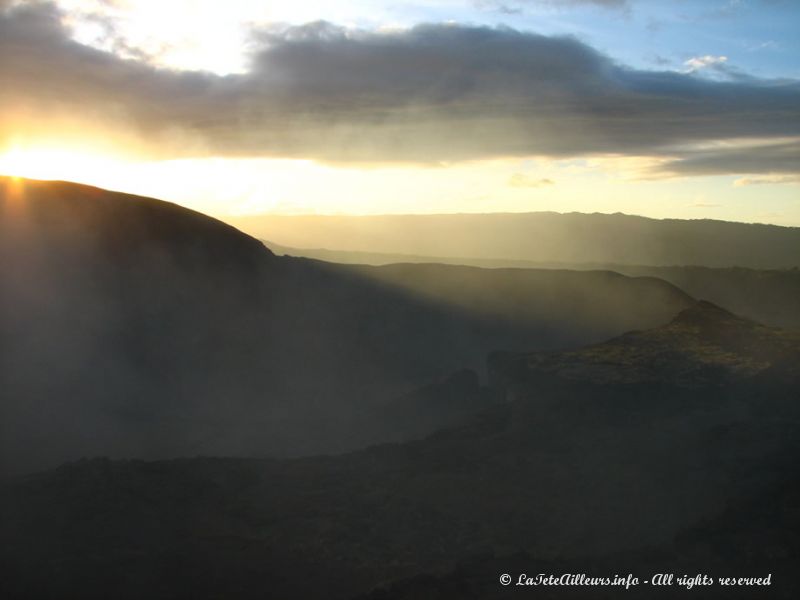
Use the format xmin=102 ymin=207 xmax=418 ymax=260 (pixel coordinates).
xmin=2 ymin=176 xmax=799 ymax=598
xmin=1 ymin=178 xmax=696 ymax=474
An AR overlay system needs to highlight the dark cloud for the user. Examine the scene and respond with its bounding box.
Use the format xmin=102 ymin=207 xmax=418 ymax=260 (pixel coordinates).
xmin=1 ymin=2 xmax=799 ymax=172
xmin=658 ymin=140 xmax=800 ymax=177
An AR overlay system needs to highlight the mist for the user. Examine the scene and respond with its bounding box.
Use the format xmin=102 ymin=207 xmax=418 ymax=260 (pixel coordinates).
xmin=1 ymin=178 xmax=697 ymax=475
xmin=232 ymin=211 xmax=800 ymax=269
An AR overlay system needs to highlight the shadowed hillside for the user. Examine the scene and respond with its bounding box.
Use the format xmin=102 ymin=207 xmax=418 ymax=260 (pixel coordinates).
xmin=489 ymin=300 xmax=800 ymax=390
xmin=3 ymin=302 xmax=798 ymax=599
xmin=265 ymin=241 xmax=800 ymax=328
xmin=0 ymin=178 xmax=693 ymax=474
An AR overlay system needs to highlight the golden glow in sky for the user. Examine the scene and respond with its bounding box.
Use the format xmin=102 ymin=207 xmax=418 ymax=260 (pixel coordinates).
xmin=1 ymin=0 xmax=798 ymax=226
xmin=0 ymin=147 xmax=128 ymax=184
xmin=2 ymin=145 xmax=797 ymax=226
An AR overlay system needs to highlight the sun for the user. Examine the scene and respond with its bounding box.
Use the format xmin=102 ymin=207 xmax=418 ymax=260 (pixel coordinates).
xmin=0 ymin=146 xmax=132 ymax=184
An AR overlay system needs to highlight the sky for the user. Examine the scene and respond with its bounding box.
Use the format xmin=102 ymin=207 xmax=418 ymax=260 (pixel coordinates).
xmin=0 ymin=0 xmax=798 ymax=224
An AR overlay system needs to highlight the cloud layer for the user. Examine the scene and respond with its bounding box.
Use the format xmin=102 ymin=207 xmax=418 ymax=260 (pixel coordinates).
xmin=1 ymin=2 xmax=799 ymax=174
xmin=659 ymin=140 xmax=800 ymax=177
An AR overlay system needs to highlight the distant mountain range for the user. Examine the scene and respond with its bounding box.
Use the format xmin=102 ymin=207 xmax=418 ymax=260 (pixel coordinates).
xmin=0 ymin=177 xmax=692 ymax=474
xmin=265 ymin=241 xmax=800 ymax=328
xmin=229 ymin=212 xmax=800 ymax=269
xmin=4 ymin=301 xmax=798 ymax=599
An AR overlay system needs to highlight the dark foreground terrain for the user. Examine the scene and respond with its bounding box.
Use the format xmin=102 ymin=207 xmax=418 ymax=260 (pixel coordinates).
xmin=3 ymin=302 xmax=798 ymax=599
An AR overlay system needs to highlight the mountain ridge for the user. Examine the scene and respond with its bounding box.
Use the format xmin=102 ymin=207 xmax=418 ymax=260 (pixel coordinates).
xmin=0 ymin=177 xmax=697 ymax=475
xmin=233 ymin=211 xmax=800 ymax=269
xmin=263 ymin=240 xmax=800 ymax=328
xmin=489 ymin=300 xmax=800 ymax=391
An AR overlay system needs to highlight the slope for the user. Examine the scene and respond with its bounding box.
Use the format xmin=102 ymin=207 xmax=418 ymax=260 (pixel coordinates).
xmin=1 ymin=177 xmax=693 ymax=474
xmin=2 ymin=302 xmax=798 ymax=599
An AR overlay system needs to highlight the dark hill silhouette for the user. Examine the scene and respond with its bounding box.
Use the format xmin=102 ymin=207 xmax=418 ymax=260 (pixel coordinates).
xmin=489 ymin=300 xmax=800 ymax=390
xmin=2 ymin=176 xmax=270 ymax=268
xmin=231 ymin=211 xmax=800 ymax=269
xmin=3 ymin=301 xmax=798 ymax=599
xmin=0 ymin=177 xmax=693 ymax=475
